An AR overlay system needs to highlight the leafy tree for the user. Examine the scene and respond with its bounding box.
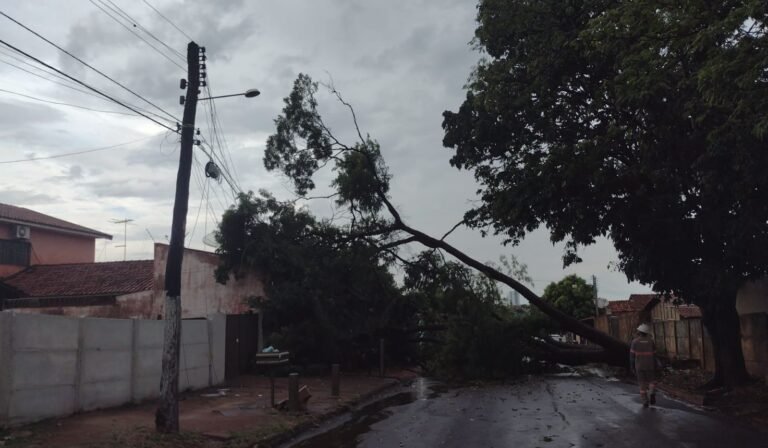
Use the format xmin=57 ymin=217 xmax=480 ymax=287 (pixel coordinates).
xmin=541 ymin=275 xmax=596 ymax=321
xmin=442 ymin=0 xmax=768 ymax=386
xmin=215 ymin=190 xmax=414 ymax=366
xmin=403 ymin=251 xmax=541 ymax=378
xmin=257 ymin=74 xmax=629 ymax=366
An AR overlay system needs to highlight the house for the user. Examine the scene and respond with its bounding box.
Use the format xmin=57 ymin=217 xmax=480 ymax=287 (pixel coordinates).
xmin=606 ymin=294 xmax=659 ymax=320
xmin=1 ymin=243 xmax=266 ymax=378
xmin=0 ymin=203 xmax=111 ymax=277
xmin=0 ymin=205 xmax=267 ymax=378
xmin=649 ymin=297 xmax=702 ymax=322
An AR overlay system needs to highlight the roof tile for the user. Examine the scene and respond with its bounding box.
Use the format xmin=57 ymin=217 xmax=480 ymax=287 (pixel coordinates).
xmin=2 ymin=260 xmax=153 ymax=297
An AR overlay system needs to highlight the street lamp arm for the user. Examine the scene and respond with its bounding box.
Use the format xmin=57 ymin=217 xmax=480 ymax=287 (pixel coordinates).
xmin=199 ymin=88 xmax=260 ymax=101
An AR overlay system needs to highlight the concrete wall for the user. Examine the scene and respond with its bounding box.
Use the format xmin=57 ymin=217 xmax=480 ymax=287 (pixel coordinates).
xmin=9 ymin=291 xmax=154 ymax=319
xmin=152 ymin=244 xmax=265 ymax=318
xmin=0 ymin=312 xmax=225 ymax=426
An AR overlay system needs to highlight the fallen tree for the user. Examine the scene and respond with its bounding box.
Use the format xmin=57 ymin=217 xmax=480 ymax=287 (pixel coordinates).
xmin=256 ymin=74 xmax=629 ymax=366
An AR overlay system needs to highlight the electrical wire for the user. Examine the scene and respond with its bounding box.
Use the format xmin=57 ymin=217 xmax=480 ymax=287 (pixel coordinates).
xmin=89 ymin=0 xmax=186 ymax=71
xmin=0 ymin=38 xmax=178 ymax=133
xmin=0 ymin=58 xmax=104 ymax=101
xmin=203 ymin=80 xmax=242 ymax=192
xmin=0 ymin=87 xmax=137 ymax=116
xmin=0 ymin=134 xmax=161 ymax=164
xmin=198 ymin=141 xmax=240 ymax=198
xmin=187 ymin=154 xmax=210 ymax=245
xmin=207 ymin=82 xmax=241 ymax=187
xmin=0 ymin=46 xmax=96 ymax=93
xmin=101 ymin=0 xmax=186 ymax=62
xmin=0 ymin=10 xmax=181 ymax=123
xmin=0 ymin=54 xmax=178 ymax=125
xmin=143 ymin=0 xmax=194 ymax=42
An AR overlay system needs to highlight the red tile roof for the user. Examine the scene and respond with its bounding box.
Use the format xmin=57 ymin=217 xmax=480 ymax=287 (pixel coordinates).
xmin=678 ymin=305 xmax=702 ymax=318
xmin=607 ymin=300 xmax=635 ymax=314
xmin=628 ymin=294 xmax=659 ymax=310
xmin=0 ymin=203 xmax=111 ymax=239
xmin=2 ymin=260 xmax=153 ymax=298
xmin=608 ymin=294 xmax=660 ymax=314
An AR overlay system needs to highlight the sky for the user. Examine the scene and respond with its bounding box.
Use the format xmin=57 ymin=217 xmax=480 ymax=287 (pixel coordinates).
xmin=0 ymin=0 xmax=651 ymax=299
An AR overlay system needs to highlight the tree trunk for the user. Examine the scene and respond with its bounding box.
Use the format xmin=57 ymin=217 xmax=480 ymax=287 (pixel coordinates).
xmin=393 ymin=221 xmax=629 ymax=365
xmin=700 ymin=295 xmax=749 ymax=389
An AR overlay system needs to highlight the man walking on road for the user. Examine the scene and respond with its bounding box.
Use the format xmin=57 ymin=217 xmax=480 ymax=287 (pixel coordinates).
xmin=630 ymin=323 xmax=657 ymax=408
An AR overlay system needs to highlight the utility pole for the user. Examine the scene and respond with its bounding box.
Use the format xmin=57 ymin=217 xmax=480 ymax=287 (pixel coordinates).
xmin=110 ymin=218 xmax=134 ymax=261
xmin=155 ymin=41 xmax=201 ymax=433
xmin=592 ymin=275 xmax=599 ymax=315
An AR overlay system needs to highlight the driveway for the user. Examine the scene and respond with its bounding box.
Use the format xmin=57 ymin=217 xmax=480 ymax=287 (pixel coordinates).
xmin=287 ymin=375 xmax=767 ymax=448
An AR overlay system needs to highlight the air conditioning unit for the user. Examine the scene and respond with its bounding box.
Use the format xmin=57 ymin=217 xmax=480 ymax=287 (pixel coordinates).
xmin=15 ymin=225 xmax=31 ymax=239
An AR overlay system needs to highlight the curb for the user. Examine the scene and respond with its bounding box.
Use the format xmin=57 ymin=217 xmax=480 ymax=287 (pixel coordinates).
xmin=620 ymin=376 xmax=711 ymax=407
xmin=656 ymin=383 xmax=711 ymax=407
xmin=256 ymin=377 xmax=402 ymax=448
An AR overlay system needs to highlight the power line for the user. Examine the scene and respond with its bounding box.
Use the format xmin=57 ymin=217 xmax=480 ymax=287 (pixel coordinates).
xmin=143 ymin=0 xmax=194 ymax=42
xmin=88 ymin=0 xmax=186 ymax=71
xmin=203 ymin=78 xmax=242 ymax=190
xmin=0 ymin=10 xmax=181 ymax=123
xmin=0 ymin=134 xmax=160 ymax=164
xmin=198 ymin=141 xmax=240 ymax=197
xmin=102 ymin=0 xmax=186 ymax=61
xmin=0 ymin=55 xmax=177 ymax=125
xmin=0 ymin=46 xmax=93 ymax=91
xmin=0 ymin=87 xmax=136 ymax=116
xmin=0 ymin=38 xmax=178 ymax=133
xmin=0 ymin=58 xmax=104 ymax=100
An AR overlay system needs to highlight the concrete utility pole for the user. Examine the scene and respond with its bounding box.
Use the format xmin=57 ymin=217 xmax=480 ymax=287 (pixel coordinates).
xmin=155 ymin=41 xmax=201 ymax=433
xmin=592 ymin=275 xmax=599 ymax=316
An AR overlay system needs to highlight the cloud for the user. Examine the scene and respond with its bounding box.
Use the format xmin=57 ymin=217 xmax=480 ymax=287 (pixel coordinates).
xmin=0 ymin=0 xmax=650 ymax=296
xmin=0 ymin=189 xmax=59 ymax=205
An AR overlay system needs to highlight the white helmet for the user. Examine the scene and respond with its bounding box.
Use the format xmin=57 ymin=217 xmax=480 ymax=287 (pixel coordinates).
xmin=637 ymin=323 xmax=651 ymax=334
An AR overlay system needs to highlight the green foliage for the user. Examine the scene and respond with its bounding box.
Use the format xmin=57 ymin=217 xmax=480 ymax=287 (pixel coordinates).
xmin=265 ymin=74 xmax=390 ymax=215
xmin=443 ymin=0 xmax=768 ymax=304
xmin=215 ymin=191 xmax=411 ymax=365
xmin=541 ymin=275 xmax=596 ymax=321
xmin=405 ymin=252 xmax=545 ymax=379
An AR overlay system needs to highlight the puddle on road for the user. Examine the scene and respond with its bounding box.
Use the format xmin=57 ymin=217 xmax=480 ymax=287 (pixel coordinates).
xmin=288 ymin=378 xmax=445 ymax=448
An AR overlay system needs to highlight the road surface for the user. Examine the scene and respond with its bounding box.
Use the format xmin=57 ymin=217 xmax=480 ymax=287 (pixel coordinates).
xmin=286 ymin=375 xmax=767 ymax=448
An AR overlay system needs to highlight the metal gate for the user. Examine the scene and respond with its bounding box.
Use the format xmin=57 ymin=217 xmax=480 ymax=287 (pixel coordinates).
xmin=225 ymin=313 xmax=260 ymax=379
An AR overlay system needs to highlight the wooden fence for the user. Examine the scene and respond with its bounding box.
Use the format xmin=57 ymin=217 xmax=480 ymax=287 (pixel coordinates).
xmin=592 ymin=313 xmax=768 ymax=376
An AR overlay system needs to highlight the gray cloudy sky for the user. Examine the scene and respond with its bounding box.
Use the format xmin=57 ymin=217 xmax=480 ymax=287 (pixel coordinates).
xmin=0 ymin=0 xmax=650 ymax=299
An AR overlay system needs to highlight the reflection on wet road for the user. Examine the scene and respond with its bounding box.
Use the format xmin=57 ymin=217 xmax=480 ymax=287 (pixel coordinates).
xmin=285 ymin=376 xmax=767 ymax=448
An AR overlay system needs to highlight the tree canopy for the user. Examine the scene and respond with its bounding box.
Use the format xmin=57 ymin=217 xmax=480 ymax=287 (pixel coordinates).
xmin=442 ymin=0 xmax=768 ymax=386
xmin=215 ymin=190 xmax=411 ymax=365
xmin=542 ymin=275 xmax=596 ymax=321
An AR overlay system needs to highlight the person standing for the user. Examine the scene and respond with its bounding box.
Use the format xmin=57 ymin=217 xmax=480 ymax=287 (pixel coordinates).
xmin=630 ymin=323 xmax=657 ymax=408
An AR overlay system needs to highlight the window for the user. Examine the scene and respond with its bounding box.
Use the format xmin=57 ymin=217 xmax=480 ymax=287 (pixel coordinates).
xmin=0 ymin=239 xmax=31 ymax=266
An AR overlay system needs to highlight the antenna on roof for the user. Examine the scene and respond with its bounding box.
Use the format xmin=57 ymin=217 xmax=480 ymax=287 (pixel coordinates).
xmin=110 ymin=218 xmax=135 ymax=261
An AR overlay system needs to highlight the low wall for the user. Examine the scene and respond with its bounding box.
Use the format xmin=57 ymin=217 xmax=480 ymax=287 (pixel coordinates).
xmin=0 ymin=312 xmax=225 ymax=425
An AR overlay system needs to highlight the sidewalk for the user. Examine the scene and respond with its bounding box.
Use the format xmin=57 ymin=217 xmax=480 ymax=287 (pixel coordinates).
xmin=0 ymin=371 xmax=417 ymax=448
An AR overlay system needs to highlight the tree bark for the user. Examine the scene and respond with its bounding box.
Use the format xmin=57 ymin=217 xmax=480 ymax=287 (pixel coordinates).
xmin=700 ymin=294 xmax=749 ymax=389
xmin=390 ymin=220 xmax=629 ymax=365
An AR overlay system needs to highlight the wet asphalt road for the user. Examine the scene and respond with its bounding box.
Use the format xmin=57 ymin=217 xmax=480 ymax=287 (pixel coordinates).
xmin=287 ymin=375 xmax=767 ymax=448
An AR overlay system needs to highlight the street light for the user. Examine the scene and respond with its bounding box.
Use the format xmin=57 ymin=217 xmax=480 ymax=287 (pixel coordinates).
xmin=198 ymin=88 xmax=260 ymax=101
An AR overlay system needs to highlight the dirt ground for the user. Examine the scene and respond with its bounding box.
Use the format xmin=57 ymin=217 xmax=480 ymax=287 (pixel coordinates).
xmin=0 ymin=372 xmax=416 ymax=448
xmin=659 ymin=367 xmax=768 ymax=427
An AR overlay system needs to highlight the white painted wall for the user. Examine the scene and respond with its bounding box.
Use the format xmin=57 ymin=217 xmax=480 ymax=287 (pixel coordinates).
xmin=0 ymin=312 xmax=225 ymax=426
